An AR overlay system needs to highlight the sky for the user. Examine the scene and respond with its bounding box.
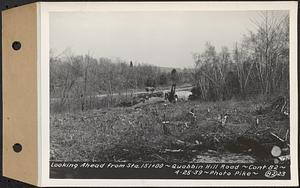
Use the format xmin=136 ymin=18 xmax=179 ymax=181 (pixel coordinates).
xmin=50 ymin=11 xmax=287 ymax=68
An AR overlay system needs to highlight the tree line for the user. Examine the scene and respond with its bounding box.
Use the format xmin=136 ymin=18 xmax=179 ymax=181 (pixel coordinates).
xmin=191 ymin=11 xmax=289 ymax=101
xmin=50 ymin=11 xmax=289 ymax=113
xmin=50 ymin=54 xmax=192 ymax=112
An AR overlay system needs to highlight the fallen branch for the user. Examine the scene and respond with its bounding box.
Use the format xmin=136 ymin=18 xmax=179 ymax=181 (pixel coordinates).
xmin=284 ymin=129 xmax=289 ymax=141
xmin=164 ymin=149 xmax=184 ymax=153
xmin=270 ymin=132 xmax=284 ymax=142
xmin=255 ymin=127 xmax=271 ymax=134
xmin=207 ymin=149 xmax=218 ymax=154
xmin=213 ymin=136 xmax=220 ymax=143
xmin=176 ymin=139 xmax=185 ymax=145
xmin=151 ymin=154 xmax=167 ymax=162
xmin=270 ymin=132 xmax=290 ymax=147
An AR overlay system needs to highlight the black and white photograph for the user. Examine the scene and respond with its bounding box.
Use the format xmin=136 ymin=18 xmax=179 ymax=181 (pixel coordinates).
xmin=47 ymin=3 xmax=296 ymax=182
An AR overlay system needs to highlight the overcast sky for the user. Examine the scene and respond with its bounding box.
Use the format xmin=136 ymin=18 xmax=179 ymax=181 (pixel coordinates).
xmin=50 ymin=11 xmax=286 ymax=68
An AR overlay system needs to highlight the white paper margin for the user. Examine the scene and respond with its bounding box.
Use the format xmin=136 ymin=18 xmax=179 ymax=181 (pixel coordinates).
xmin=38 ymin=1 xmax=298 ymax=187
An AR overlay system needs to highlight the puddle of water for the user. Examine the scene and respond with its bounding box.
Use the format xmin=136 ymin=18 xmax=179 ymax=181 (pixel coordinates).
xmin=192 ymin=152 xmax=256 ymax=163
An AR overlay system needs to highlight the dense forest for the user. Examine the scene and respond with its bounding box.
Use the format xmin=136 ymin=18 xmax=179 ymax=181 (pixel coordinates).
xmin=50 ymin=11 xmax=289 ymax=113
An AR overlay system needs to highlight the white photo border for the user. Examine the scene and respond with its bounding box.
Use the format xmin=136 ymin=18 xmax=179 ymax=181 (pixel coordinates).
xmin=38 ymin=1 xmax=298 ymax=187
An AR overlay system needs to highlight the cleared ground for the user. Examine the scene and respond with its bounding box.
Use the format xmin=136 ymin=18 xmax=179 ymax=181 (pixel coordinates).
xmin=50 ymin=97 xmax=289 ymax=163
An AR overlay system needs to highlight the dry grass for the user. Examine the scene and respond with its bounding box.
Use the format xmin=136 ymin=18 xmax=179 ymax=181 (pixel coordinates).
xmin=50 ymin=98 xmax=289 ymax=162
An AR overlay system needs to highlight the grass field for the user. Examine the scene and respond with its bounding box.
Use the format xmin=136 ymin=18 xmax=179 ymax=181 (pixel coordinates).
xmin=50 ymin=96 xmax=289 ymax=163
